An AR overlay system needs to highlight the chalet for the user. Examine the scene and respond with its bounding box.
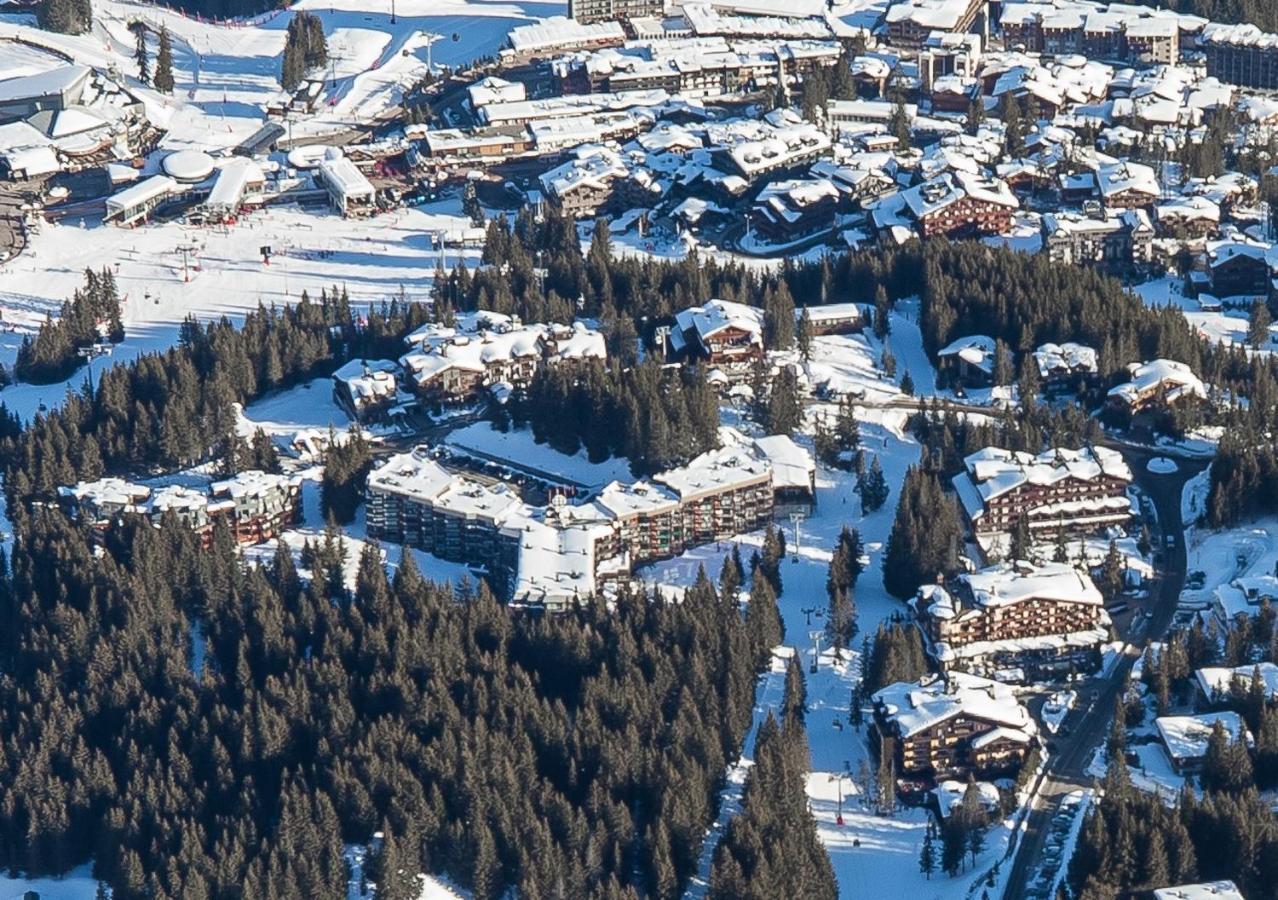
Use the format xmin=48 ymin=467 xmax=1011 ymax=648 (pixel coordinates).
xmin=1155 ymin=712 xmax=1251 ymax=774
xmin=1209 ymin=575 xmax=1278 ymax=630
xmin=1096 ymin=161 xmax=1160 ymax=210
xmin=914 ymin=562 xmax=1110 ymax=680
xmin=1033 ymin=342 xmax=1099 ymax=392
xmin=748 ymin=178 xmax=839 ymax=243
xmin=872 ymin=172 xmax=1018 ymax=240
xmin=540 ymin=146 xmax=630 ymax=219
xmin=936 ymin=334 xmax=995 ymax=387
xmin=871 ymin=672 xmax=1038 ymax=782
xmin=1154 ymin=196 xmax=1221 ymax=240
xmin=332 ymin=359 xmax=404 ymax=423
xmin=399 ymin=313 xmax=606 ymax=405
xmin=951 ymin=445 xmax=1133 ymax=541
xmin=799 ymin=303 xmax=864 ymax=336
xmin=883 ymin=0 xmax=984 ymax=48
xmin=1203 ymin=242 xmax=1273 ymax=299
xmin=669 ymin=299 xmax=764 ymax=367
xmin=1107 ymin=359 xmax=1206 ymax=415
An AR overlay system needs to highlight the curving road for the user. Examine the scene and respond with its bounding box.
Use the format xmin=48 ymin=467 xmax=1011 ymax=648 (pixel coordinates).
xmin=1002 ymin=443 xmax=1207 ymax=900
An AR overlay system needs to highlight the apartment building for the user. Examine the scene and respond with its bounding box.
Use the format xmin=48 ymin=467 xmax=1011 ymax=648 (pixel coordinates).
xmin=951 ymin=445 xmax=1134 ymax=540
xmin=914 ymin=562 xmax=1111 ymax=679
xmin=58 ymin=471 xmax=302 ymax=547
xmin=399 ymin=312 xmax=606 ymax=405
xmin=1203 ymin=23 xmax=1278 ymax=91
xmin=872 ymin=672 xmax=1038 ymax=782
xmin=1040 ymin=208 xmax=1154 ymax=273
xmin=365 ymin=440 xmax=781 ymax=605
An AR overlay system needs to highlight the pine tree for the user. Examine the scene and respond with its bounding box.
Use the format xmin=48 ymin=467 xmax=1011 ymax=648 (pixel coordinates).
xmin=131 ymin=22 xmax=149 ymax=84
xmin=1248 ymin=298 xmax=1272 ymax=349
xmin=857 ymin=455 xmax=889 ymax=515
xmin=1098 ymin=539 xmax=1125 ymax=602
xmin=883 ymin=466 xmax=961 ymax=599
xmin=154 ymin=27 xmax=175 ymax=94
xmin=1009 ymin=512 xmax=1032 ymax=562
xmin=919 ymin=827 xmax=937 ymax=880
xmin=763 ymin=282 xmax=796 ymax=350
xmin=797 ymin=307 xmax=813 ymax=362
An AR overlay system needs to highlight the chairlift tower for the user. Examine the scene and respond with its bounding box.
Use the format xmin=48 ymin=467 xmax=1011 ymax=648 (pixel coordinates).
xmin=808 ymin=630 xmax=823 ymax=674
xmin=789 ymin=510 xmax=806 ymax=562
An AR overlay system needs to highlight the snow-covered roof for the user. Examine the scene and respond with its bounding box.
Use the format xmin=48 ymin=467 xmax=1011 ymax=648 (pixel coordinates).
xmin=1155 ymin=711 xmax=1251 ymax=761
xmin=955 ymin=561 xmax=1104 ymax=610
xmin=750 ymin=434 xmax=814 ymax=491
xmin=0 ymin=64 xmax=89 ymax=104
xmin=873 ymin=671 xmax=1037 ymax=739
xmin=937 ymin=334 xmax=995 ymax=373
xmin=1096 ymin=160 xmax=1159 ymax=200
xmin=317 ymin=155 xmax=375 ymax=201
xmin=1153 ymin=882 xmax=1245 ymax=900
xmin=961 ymin=445 xmax=1130 ymax=504
xmin=57 ymin=477 xmax=151 ymax=511
xmin=507 ymin=17 xmax=625 ymax=54
xmin=654 ymin=442 xmax=771 ymax=501
xmin=1107 ymin=358 xmax=1206 ymax=406
xmin=1034 ymin=342 xmax=1098 ymax=377
xmin=1195 ymin=663 xmax=1278 ymax=701
xmin=885 ymin=0 xmax=975 ymax=30
xmin=105 ymin=175 xmax=175 ymax=214
xmin=467 ymin=75 xmax=526 ymax=109
xmin=210 ymin=470 xmax=301 ymax=502
xmin=333 ymin=359 xmax=400 ymax=407
xmin=540 ymin=145 xmax=629 ymax=198
xmin=673 ymin=298 xmax=763 ymax=345
xmin=205 ymin=158 xmax=264 ymax=210
xmin=162 ymin=149 xmax=216 ymax=183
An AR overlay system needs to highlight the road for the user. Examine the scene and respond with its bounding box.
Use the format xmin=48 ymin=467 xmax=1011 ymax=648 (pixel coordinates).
xmin=1002 ymin=445 xmax=1207 ymax=900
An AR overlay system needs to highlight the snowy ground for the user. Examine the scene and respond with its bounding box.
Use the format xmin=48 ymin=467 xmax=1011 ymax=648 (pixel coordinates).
xmin=1181 ymin=517 xmax=1278 ymax=608
xmin=1133 ymin=275 xmax=1275 ymax=356
xmin=0 ymin=864 xmax=103 ymax=900
xmin=0 ymin=199 xmax=477 ymax=423
xmin=2 ymin=0 xmax=559 ymax=152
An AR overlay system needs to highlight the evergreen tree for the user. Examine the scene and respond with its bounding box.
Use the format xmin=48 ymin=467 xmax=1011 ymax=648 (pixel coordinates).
xmin=154 ymin=27 xmax=175 ymax=94
xmin=857 ymin=455 xmax=889 ymax=515
xmin=131 ymin=22 xmax=149 ymax=84
xmin=1248 ymin=298 xmax=1272 ymax=349
xmin=763 ymin=282 xmax=796 ymax=350
xmin=882 ymin=466 xmax=961 ymax=599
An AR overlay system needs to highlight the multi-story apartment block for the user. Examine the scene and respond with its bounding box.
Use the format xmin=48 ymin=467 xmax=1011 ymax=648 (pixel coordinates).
xmin=1203 ymin=23 xmax=1278 ymax=91
xmin=366 ymin=437 xmax=788 ymax=607
xmin=399 ymin=312 xmax=606 ymax=405
xmin=567 ymin=0 xmax=663 ymax=25
xmin=872 ymin=172 xmax=1019 ymax=240
xmin=914 ymin=562 xmax=1111 ymax=678
xmin=884 ymin=0 xmax=985 ymax=49
xmin=1041 ymin=208 xmax=1154 ymax=273
xmin=58 ymin=471 xmax=302 ymax=547
xmin=951 ymin=445 xmax=1134 ymax=540
xmin=871 ymin=672 xmax=1038 ymax=782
